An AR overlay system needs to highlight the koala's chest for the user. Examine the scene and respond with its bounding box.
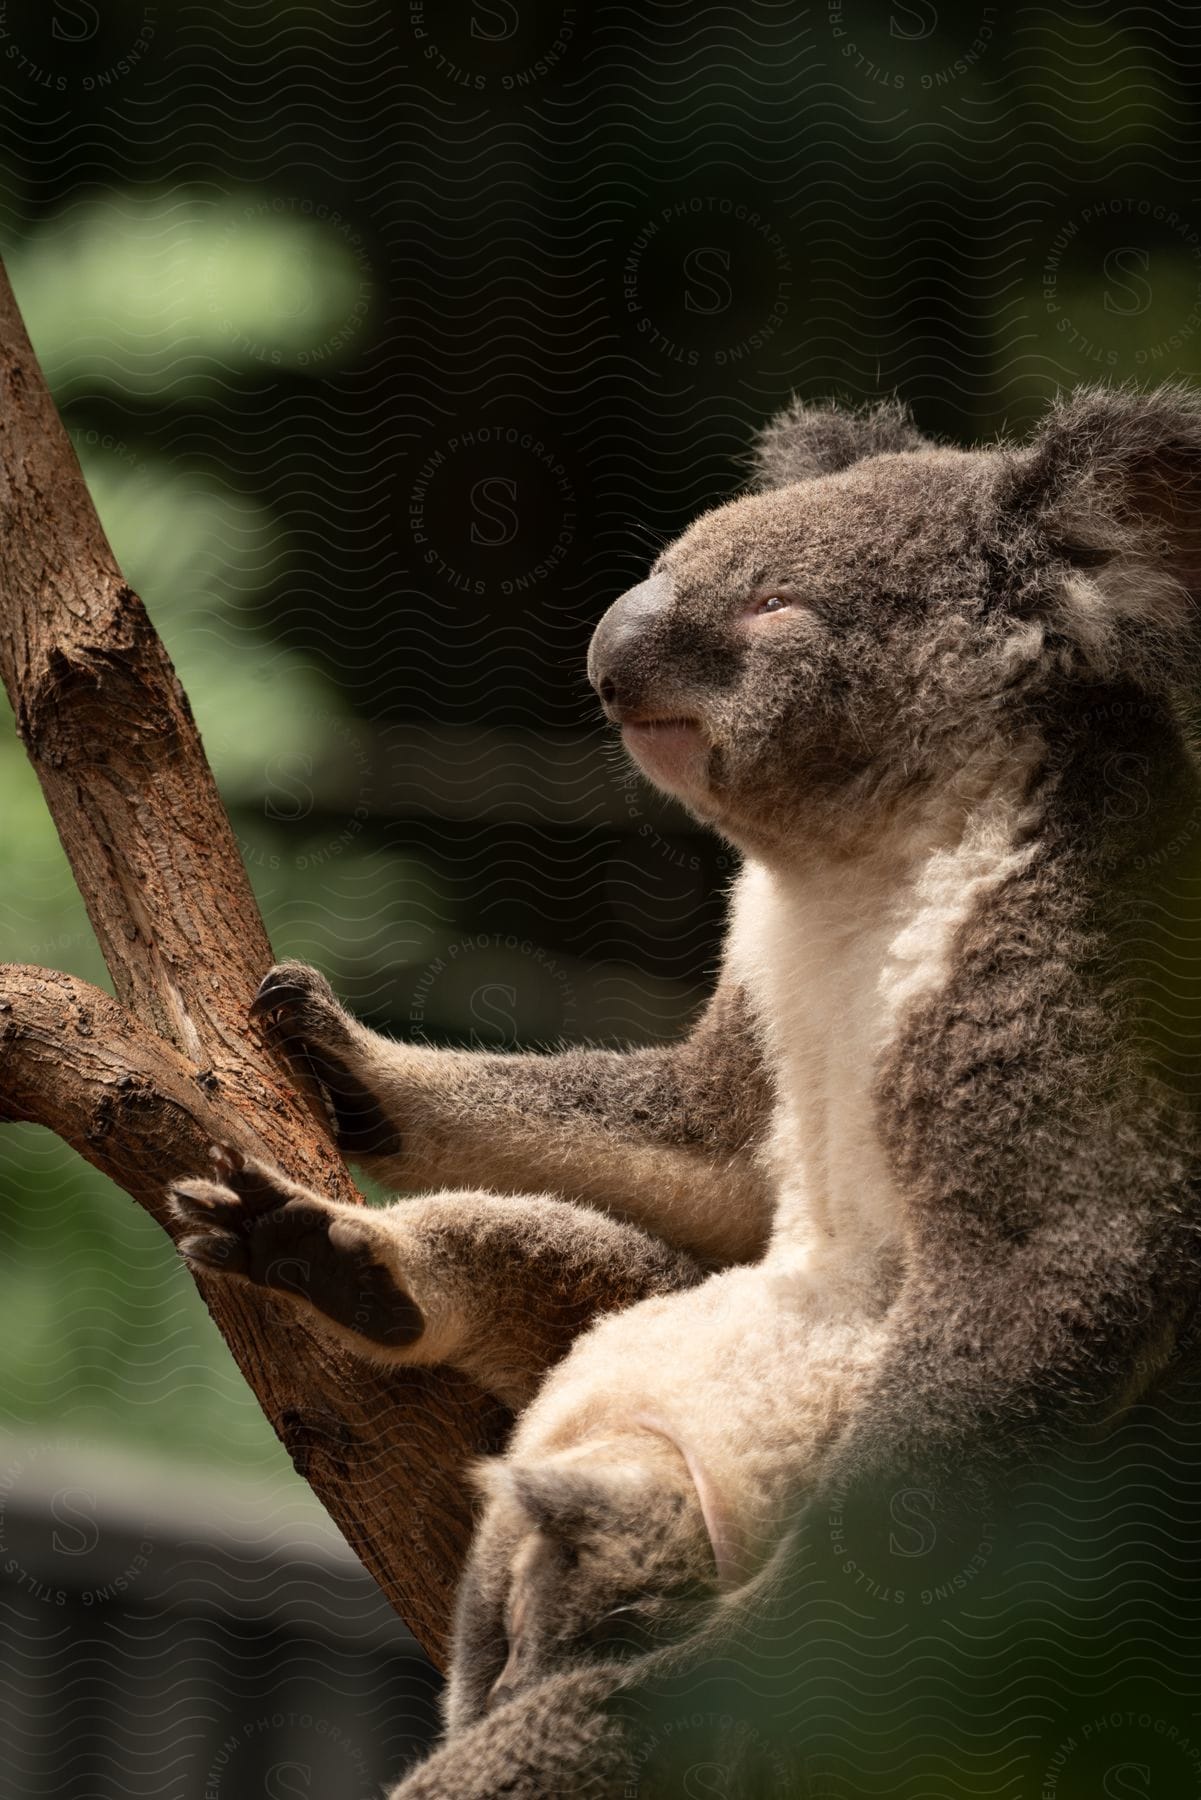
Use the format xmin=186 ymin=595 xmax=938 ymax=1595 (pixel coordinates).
xmin=729 ymin=868 xmax=909 ymax=1255
xmin=726 ymin=835 xmax=1028 ymax=1258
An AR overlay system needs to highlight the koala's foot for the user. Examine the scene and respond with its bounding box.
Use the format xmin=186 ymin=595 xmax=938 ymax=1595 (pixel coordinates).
xmin=168 ymin=1144 xmax=423 ymax=1353
xmin=250 ymin=961 xmax=402 ymax=1157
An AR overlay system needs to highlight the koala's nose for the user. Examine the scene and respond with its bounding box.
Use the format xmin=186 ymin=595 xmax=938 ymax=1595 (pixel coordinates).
xmin=587 ymin=572 xmax=673 ymax=717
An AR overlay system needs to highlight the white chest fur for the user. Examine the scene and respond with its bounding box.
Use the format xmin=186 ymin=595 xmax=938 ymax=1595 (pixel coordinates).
xmin=725 ymin=784 xmax=1036 ymax=1268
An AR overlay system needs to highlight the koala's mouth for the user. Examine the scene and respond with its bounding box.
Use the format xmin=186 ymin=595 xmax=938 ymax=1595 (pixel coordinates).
xmin=620 ymin=716 xmax=708 ymax=794
xmin=622 ymin=715 xmax=700 ymax=736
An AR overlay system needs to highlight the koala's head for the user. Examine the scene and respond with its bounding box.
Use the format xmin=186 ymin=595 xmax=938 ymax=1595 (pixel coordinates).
xmin=447 ymin=1436 xmax=718 ymax=1726
xmin=589 ymin=388 xmax=1201 ymax=853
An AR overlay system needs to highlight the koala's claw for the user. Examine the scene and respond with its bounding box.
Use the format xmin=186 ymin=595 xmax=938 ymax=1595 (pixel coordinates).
xmin=167 ymin=1151 xmax=424 ymax=1351
xmin=169 ymin=1144 xmax=305 ymax=1233
xmin=209 ymin=1141 xmax=244 ymax=1181
xmin=250 ymin=962 xmax=403 ymax=1160
xmin=250 ymin=960 xmax=340 ymax=1028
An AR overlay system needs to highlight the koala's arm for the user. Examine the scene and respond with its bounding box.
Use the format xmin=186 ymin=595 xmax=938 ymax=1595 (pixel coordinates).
xmin=168 ymin=1149 xmax=702 ymax=1410
xmin=251 ymin=962 xmax=773 ymax=1265
xmin=388 ymin=1577 xmax=795 ymax=1800
xmin=818 ymin=1196 xmax=1194 ymax=1498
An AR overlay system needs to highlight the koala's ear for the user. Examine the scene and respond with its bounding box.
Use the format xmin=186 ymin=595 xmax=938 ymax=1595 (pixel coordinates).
xmin=750 ymin=394 xmax=934 ymax=490
xmin=633 ymin=1411 xmax=742 ymax=1589
xmin=997 ymin=385 xmax=1201 ymax=654
xmin=504 ymin=1461 xmax=647 ymax=1539
xmin=470 ymin=1456 xmax=589 ymax=1529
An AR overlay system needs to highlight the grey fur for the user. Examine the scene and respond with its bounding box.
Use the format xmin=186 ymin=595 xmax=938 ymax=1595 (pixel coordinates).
xmin=169 ymin=1142 xmax=702 ymax=1411
xmin=172 ymin=385 xmax=1201 ymax=1799
xmin=446 ymin=1437 xmax=715 ymax=1728
xmin=236 ymin=959 xmax=773 ymax=1266
xmin=749 ymin=393 xmax=933 ymax=490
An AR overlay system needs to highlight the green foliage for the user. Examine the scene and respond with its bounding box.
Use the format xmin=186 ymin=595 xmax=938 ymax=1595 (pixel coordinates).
xmin=6 ymin=188 xmax=373 ymax=398
xmin=0 ymin=1123 xmax=288 ymax=1470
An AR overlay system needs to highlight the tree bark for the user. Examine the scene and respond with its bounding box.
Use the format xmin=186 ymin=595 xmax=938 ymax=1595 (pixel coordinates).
xmin=0 ymin=260 xmax=510 ymax=1664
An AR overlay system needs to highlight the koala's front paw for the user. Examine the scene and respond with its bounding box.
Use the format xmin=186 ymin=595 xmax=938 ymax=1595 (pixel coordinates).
xmin=168 ymin=1144 xmax=424 ymax=1352
xmin=250 ymin=960 xmax=353 ymax=1058
xmin=251 ymin=961 xmax=403 ymax=1158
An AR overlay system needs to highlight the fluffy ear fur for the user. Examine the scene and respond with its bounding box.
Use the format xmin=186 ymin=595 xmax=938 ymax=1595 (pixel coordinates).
xmin=750 ymin=394 xmax=933 ymax=490
xmin=996 ymin=383 xmax=1201 ymax=684
xmin=508 ymin=1462 xmax=643 ymax=1538
xmin=473 ymin=1454 xmax=662 ymax=1538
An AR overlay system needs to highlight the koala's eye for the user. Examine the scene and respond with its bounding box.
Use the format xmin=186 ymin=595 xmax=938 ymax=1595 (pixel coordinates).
xmin=580 ymin=1602 xmax=656 ymax=1660
xmin=581 ymin=1581 xmax=714 ymax=1662
xmin=748 ymin=586 xmax=798 ymax=617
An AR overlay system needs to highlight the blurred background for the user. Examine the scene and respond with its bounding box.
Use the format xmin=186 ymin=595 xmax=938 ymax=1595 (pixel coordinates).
xmin=2 ymin=2 xmax=1201 ymax=1796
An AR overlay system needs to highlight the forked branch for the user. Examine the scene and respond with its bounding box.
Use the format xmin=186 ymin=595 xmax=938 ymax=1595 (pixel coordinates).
xmin=0 ymin=261 xmax=511 ymax=1662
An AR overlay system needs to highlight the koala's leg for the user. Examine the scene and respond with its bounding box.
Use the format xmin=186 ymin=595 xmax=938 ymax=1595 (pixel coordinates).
xmin=248 ymin=961 xmax=772 ymax=1265
xmin=385 ymin=1665 xmax=633 ymax=1800
xmin=167 ymin=1148 xmax=701 ymax=1410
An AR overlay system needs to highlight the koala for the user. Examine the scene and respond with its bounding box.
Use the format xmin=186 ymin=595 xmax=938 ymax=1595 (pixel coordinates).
xmin=171 ymin=387 xmax=1201 ymax=1798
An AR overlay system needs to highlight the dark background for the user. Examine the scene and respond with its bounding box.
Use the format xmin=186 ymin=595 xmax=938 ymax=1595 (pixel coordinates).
xmin=2 ymin=3 xmax=1201 ymax=1796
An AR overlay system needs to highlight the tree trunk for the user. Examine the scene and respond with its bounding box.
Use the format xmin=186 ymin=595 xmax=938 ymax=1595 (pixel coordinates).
xmin=0 ymin=259 xmax=511 ymax=1664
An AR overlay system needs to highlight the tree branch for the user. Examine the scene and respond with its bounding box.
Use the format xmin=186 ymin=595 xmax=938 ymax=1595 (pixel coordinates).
xmin=0 ymin=261 xmax=511 ymax=1664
